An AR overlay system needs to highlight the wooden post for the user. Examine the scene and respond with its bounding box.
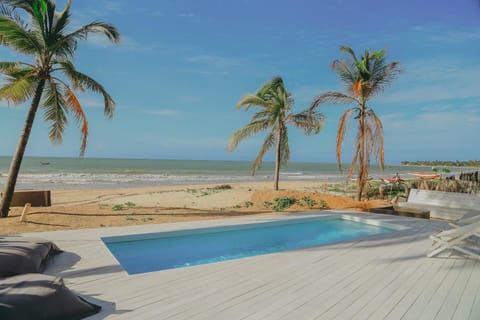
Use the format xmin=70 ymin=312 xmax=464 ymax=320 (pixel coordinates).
xmin=20 ymin=203 xmax=31 ymax=222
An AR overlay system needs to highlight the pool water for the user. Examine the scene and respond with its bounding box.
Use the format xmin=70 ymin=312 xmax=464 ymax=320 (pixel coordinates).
xmin=103 ymin=217 xmax=393 ymax=274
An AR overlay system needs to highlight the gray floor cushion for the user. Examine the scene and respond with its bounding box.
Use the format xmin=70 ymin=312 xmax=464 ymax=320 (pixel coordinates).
xmin=0 ymin=236 xmax=62 ymax=277
xmin=0 ymin=273 xmax=101 ymax=320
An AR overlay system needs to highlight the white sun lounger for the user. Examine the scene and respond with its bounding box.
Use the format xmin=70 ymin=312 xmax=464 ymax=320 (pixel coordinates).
xmin=449 ymin=213 xmax=480 ymax=228
xmin=428 ymin=220 xmax=480 ymax=260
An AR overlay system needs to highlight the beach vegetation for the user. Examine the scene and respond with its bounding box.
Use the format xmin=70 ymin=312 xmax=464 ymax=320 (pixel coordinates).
xmin=234 ymin=200 xmax=254 ymax=208
xmin=112 ymin=204 xmax=125 ymax=211
xmin=263 ymin=201 xmax=273 ymax=209
xmin=319 ymin=200 xmax=329 ymax=209
xmin=187 ymin=185 xmax=231 ymax=197
xmin=310 ymin=46 xmax=400 ymax=200
xmin=273 ymin=196 xmax=296 ymax=211
xmin=0 ymin=0 xmax=120 ymax=217
xmin=243 ymin=200 xmax=253 ymax=208
xmin=112 ymin=201 xmax=136 ymax=210
xmin=302 ymin=196 xmax=316 ymax=209
xmin=228 ymin=76 xmax=324 ymax=191
xmin=214 ymin=184 xmax=232 ymax=190
xmin=401 ymin=160 xmax=480 ymax=167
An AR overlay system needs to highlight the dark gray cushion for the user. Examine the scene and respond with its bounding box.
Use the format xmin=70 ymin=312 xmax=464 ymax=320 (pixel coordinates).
xmin=0 ymin=236 xmax=62 ymax=277
xmin=0 ymin=273 xmax=101 ymax=320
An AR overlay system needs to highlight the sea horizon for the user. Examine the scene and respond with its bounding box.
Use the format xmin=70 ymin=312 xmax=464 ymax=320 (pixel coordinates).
xmin=0 ymin=156 xmax=472 ymax=191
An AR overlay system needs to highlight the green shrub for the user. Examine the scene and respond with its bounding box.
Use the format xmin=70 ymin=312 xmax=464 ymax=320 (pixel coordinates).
xmin=319 ymin=200 xmax=330 ymax=209
xmin=263 ymin=201 xmax=273 ymax=209
xmin=273 ymin=196 xmax=296 ymax=211
xmin=302 ymin=196 xmax=316 ymax=209
xmin=112 ymin=204 xmax=125 ymax=211
xmin=243 ymin=201 xmax=253 ymax=208
xmin=214 ymin=184 xmax=232 ymax=190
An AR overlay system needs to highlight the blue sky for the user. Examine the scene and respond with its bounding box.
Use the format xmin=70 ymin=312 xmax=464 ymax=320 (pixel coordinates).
xmin=0 ymin=0 xmax=479 ymax=164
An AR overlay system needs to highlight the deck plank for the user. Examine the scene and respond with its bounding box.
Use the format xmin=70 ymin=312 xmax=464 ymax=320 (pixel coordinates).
xmin=16 ymin=211 xmax=478 ymax=320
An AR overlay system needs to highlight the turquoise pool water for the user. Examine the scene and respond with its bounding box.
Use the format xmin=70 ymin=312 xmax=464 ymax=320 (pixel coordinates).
xmin=103 ymin=217 xmax=393 ymax=274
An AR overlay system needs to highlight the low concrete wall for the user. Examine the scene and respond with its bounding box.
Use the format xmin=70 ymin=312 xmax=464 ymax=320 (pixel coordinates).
xmin=1 ymin=190 xmax=51 ymax=207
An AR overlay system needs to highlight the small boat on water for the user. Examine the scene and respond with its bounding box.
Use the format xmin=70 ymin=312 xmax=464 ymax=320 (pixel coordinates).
xmin=41 ymin=162 xmax=50 ymax=165
xmin=410 ymin=172 xmax=441 ymax=179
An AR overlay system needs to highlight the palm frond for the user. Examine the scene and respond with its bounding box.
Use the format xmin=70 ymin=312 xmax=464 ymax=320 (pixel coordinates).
xmin=310 ymin=92 xmax=357 ymax=111
xmin=257 ymin=76 xmax=283 ymax=97
xmin=227 ymin=119 xmax=271 ymax=152
xmin=348 ymin=135 xmax=360 ymax=179
xmin=331 ymin=59 xmax=359 ymax=91
xmin=290 ymin=109 xmax=324 ymax=135
xmin=0 ymin=61 xmax=22 ymax=73
xmin=339 ymin=45 xmax=359 ymax=63
xmin=235 ymin=94 xmax=270 ymax=111
xmin=52 ymin=0 xmax=71 ymax=36
xmin=54 ymin=20 xmax=120 ymax=52
xmin=279 ymin=126 xmax=290 ymax=166
xmin=367 ymin=109 xmax=385 ymax=169
xmin=251 ymin=130 xmax=275 ymax=175
xmin=42 ymin=79 xmax=67 ymax=144
xmin=0 ymin=74 xmax=36 ymax=104
xmin=0 ymin=1 xmax=26 ymax=38
xmin=367 ymin=59 xmax=400 ymax=98
xmin=64 ymin=86 xmax=88 ymax=155
xmin=0 ymin=16 xmax=42 ymax=54
xmin=336 ymin=109 xmax=353 ymax=172
xmin=57 ymin=60 xmax=115 ymax=118
xmin=251 ymin=109 xmax=275 ymax=122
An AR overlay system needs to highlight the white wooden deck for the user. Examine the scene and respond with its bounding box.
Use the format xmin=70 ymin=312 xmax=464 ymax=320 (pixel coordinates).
xmin=23 ymin=211 xmax=480 ymax=320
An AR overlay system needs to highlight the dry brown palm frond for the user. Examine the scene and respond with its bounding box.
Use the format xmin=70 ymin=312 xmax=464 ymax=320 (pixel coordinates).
xmin=336 ymin=109 xmax=353 ymax=172
xmin=64 ymin=88 xmax=89 ymax=155
xmin=352 ymin=80 xmax=363 ymax=98
xmin=309 ymin=92 xmax=357 ymax=111
xmin=364 ymin=123 xmax=374 ymax=157
xmin=370 ymin=111 xmax=385 ymax=169
xmin=349 ymin=121 xmax=364 ymax=179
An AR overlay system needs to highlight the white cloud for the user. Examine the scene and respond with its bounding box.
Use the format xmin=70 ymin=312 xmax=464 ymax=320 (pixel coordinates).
xmin=81 ymin=99 xmax=104 ymax=108
xmin=427 ymin=29 xmax=480 ymax=44
xmin=378 ymin=58 xmax=480 ymax=105
xmin=84 ymin=34 xmax=157 ymax=52
xmin=381 ymin=108 xmax=480 ymax=161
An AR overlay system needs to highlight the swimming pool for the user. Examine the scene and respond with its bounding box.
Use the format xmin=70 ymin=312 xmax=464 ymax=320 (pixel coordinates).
xmin=102 ymin=216 xmax=396 ymax=274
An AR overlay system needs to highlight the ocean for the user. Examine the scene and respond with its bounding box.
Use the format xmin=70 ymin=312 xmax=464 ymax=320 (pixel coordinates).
xmin=0 ymin=156 xmax=433 ymax=190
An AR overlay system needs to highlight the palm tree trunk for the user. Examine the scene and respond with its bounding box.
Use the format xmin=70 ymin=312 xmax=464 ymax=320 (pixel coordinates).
xmin=273 ymin=126 xmax=282 ymax=191
xmin=0 ymin=80 xmax=46 ymax=217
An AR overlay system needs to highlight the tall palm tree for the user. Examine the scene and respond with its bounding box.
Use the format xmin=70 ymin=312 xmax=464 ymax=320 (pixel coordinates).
xmin=310 ymin=46 xmax=400 ymax=200
xmin=228 ymin=76 xmax=324 ymax=191
xmin=0 ymin=0 xmax=120 ymax=217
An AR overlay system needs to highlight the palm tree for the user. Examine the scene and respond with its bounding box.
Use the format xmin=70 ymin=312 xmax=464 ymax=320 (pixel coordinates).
xmin=310 ymin=46 xmax=400 ymax=200
xmin=228 ymin=76 xmax=324 ymax=191
xmin=0 ymin=0 xmax=120 ymax=217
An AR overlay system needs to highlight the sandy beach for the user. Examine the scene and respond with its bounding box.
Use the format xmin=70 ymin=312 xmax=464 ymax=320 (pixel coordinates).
xmin=1 ymin=181 xmax=388 ymax=235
